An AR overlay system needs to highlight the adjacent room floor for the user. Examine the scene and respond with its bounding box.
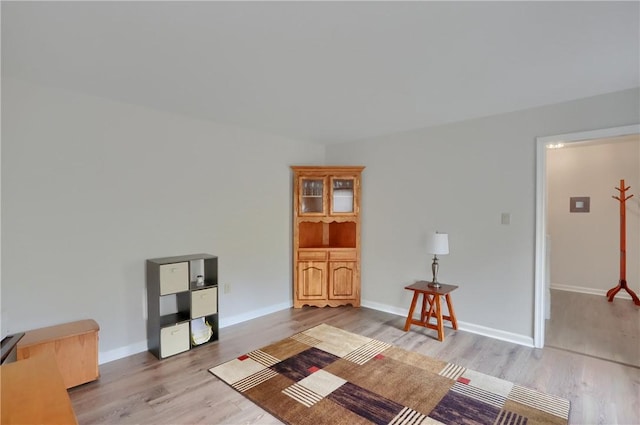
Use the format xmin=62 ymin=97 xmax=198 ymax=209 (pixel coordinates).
xmin=545 ymin=289 xmax=640 ymax=368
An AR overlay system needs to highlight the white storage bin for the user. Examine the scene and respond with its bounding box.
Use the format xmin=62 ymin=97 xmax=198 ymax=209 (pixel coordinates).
xmin=159 ymin=262 xmax=189 ymax=295
xmin=191 ymin=287 xmax=218 ymax=319
xmin=160 ymin=322 xmax=190 ymax=358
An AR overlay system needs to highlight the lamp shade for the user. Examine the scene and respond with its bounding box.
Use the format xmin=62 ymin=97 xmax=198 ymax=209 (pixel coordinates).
xmin=428 ymin=232 xmax=449 ymax=255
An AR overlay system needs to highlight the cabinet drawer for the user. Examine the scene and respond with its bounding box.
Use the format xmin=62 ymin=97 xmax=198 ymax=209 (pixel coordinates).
xmin=298 ymin=251 xmax=328 ymax=261
xmin=160 ymin=322 xmax=190 ymax=358
xmin=160 ymin=262 xmax=189 ymax=295
xmin=329 ymin=250 xmax=357 ymax=261
xmin=191 ymin=287 xmax=218 ymax=319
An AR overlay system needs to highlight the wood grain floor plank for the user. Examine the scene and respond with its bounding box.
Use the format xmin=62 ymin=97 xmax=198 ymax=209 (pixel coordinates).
xmin=546 ymin=289 xmax=640 ymax=367
xmin=69 ymin=306 xmax=639 ymax=424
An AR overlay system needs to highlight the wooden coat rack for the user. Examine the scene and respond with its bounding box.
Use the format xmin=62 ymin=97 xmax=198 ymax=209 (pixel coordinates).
xmin=607 ymin=179 xmax=640 ymax=305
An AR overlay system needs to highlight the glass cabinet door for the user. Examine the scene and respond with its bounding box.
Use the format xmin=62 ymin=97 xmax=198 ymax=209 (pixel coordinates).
xmin=330 ymin=177 xmax=356 ymax=214
xmin=300 ymin=178 xmax=325 ymax=214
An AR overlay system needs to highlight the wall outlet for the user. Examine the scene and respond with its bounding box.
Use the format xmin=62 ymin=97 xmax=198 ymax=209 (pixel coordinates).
xmin=223 ymin=283 xmax=231 ymax=294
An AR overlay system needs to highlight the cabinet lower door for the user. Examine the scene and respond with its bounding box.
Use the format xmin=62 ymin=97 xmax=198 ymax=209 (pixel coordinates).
xmin=329 ymin=261 xmax=357 ymax=299
xmin=297 ymin=261 xmax=327 ymax=300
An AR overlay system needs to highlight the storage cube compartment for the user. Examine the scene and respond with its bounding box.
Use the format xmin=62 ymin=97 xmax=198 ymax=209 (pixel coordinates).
xmin=190 ymin=315 xmax=218 ymax=347
xmin=189 ymin=257 xmax=218 ymax=289
xmin=159 ymin=291 xmax=190 ymax=327
xmin=191 ymin=287 xmax=218 ymax=319
xmin=160 ymin=322 xmax=190 ymax=358
xmin=159 ymin=262 xmax=189 ymax=295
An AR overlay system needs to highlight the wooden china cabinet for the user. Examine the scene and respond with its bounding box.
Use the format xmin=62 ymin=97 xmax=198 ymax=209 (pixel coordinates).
xmin=291 ymin=166 xmax=364 ymax=308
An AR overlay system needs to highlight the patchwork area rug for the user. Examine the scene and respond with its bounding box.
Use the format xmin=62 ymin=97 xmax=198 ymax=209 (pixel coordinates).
xmin=209 ymin=324 xmax=569 ymax=425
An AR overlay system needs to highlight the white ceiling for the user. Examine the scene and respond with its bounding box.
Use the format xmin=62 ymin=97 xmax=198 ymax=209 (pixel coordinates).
xmin=2 ymin=1 xmax=639 ymax=144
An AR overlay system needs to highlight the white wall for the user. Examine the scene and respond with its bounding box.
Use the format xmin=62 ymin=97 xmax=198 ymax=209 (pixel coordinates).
xmin=326 ymin=88 xmax=640 ymax=339
xmin=547 ymin=138 xmax=640 ymax=294
xmin=1 ymin=78 xmax=325 ymax=361
xmin=3 ymin=77 xmax=639 ymax=357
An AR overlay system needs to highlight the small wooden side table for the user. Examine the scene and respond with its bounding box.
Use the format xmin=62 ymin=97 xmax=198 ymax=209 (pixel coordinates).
xmin=403 ymin=281 xmax=458 ymax=341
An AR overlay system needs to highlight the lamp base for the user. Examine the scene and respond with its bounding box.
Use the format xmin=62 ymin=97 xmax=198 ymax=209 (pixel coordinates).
xmin=430 ymin=254 xmax=441 ymax=288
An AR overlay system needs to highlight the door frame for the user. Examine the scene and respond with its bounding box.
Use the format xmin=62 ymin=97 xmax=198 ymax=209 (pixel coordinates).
xmin=534 ymin=124 xmax=640 ymax=348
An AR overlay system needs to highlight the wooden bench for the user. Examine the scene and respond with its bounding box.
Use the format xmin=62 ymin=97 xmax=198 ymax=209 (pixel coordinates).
xmin=17 ymin=319 xmax=100 ymax=389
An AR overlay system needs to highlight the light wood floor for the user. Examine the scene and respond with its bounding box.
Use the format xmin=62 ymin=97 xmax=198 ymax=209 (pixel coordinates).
xmin=545 ymin=289 xmax=640 ymax=368
xmin=69 ymin=307 xmax=640 ymax=425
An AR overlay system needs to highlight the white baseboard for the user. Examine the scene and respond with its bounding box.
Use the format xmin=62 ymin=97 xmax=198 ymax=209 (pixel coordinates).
xmin=361 ymin=299 xmax=408 ymax=317
xmin=99 ymin=340 xmax=148 ymax=365
xmin=362 ymin=299 xmax=534 ymax=347
xmin=551 ymin=283 xmax=633 ymax=300
xmin=456 ymin=321 xmax=534 ymax=347
xmin=218 ymin=301 xmax=293 ymax=328
xmin=98 ymin=302 xmax=293 ymax=365
xmin=100 ymin=298 xmax=534 ymax=364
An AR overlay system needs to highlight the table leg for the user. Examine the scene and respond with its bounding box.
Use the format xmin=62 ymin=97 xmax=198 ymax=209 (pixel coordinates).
xmin=425 ymin=295 xmax=436 ymax=324
xmin=435 ymin=295 xmax=444 ymax=341
xmin=445 ymin=293 xmax=458 ymax=330
xmin=420 ymin=293 xmax=428 ymax=323
xmin=404 ymin=291 xmax=420 ymax=331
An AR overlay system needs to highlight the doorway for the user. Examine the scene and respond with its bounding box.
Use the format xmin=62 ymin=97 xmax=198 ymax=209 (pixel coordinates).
xmin=534 ymin=124 xmax=640 ymax=348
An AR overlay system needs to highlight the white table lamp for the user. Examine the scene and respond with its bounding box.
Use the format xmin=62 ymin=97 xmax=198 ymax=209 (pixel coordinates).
xmin=428 ymin=232 xmax=449 ymax=288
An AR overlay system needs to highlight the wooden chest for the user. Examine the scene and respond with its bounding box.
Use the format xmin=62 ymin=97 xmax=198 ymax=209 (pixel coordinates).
xmin=17 ymin=319 xmax=99 ymax=388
